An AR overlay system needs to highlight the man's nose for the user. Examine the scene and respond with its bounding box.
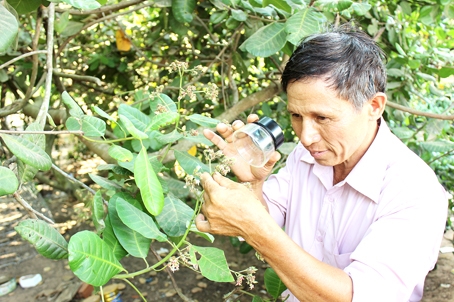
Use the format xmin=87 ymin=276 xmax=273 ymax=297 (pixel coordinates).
xmin=300 ymin=120 xmax=321 ymax=147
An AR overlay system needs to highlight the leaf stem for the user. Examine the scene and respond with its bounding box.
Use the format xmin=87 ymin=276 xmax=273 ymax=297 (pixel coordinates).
xmin=82 ymin=136 xmax=136 ymax=144
xmin=123 ymin=278 xmax=147 ymax=301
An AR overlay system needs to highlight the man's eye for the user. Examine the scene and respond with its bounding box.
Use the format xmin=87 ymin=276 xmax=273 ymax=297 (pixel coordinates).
xmin=291 ymin=113 xmax=301 ymax=119
xmin=317 ymin=116 xmax=327 ymax=121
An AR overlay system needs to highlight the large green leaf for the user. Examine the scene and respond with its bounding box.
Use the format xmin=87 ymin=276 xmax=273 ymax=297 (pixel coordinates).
xmin=103 ymin=216 xmax=128 ymax=260
xmin=119 ymin=114 xmax=148 ymax=140
xmin=264 ymin=267 xmax=287 ymax=299
xmin=118 ymin=104 xmax=150 ymax=132
xmin=60 ymin=0 xmax=101 ymax=10
xmin=134 ymin=147 xmax=164 ymax=216
xmin=89 ymin=174 xmax=123 ymax=191
xmin=240 ymin=22 xmax=287 ymax=57
xmin=285 ymin=8 xmax=325 ymax=45
xmin=174 ymin=150 xmax=210 ymax=175
xmin=172 ymin=0 xmax=196 ymax=23
xmin=0 ymin=167 xmax=18 ymax=196
xmin=263 ymin=0 xmax=291 ymax=13
xmin=62 ymin=91 xmax=84 ymax=118
xmin=146 ymin=111 xmax=179 ymax=131
xmin=108 ymin=193 xmax=151 ymax=258
xmin=7 ymin=0 xmax=41 ymax=15
xmin=187 ymin=114 xmax=220 ymax=128
xmin=420 ymin=140 xmax=454 ymax=153
xmin=116 ymin=199 xmax=167 ymax=241
xmin=68 ymin=231 xmax=123 ymax=286
xmin=0 ymin=4 xmax=18 ymax=52
xmin=92 ymin=191 xmax=105 ymax=235
xmin=15 ymin=219 xmax=68 ymax=259
xmin=108 ymin=145 xmax=133 ymax=162
xmin=1 ymin=134 xmax=51 ymax=171
xmin=150 ymin=93 xmax=177 ymax=113
xmin=82 ymin=115 xmax=106 ymax=137
xmin=155 ymin=195 xmax=194 ymax=237
xmin=192 ymin=246 xmax=234 ymax=282
xmin=156 ymin=129 xmax=183 ymax=145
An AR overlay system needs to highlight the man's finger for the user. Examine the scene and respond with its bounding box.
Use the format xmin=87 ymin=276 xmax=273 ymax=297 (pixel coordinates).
xmin=200 ymin=172 xmax=219 ymax=191
xmin=212 ymin=172 xmax=240 ymax=188
xmin=203 ymin=129 xmax=228 ymax=150
xmin=195 ymin=213 xmax=211 ymax=233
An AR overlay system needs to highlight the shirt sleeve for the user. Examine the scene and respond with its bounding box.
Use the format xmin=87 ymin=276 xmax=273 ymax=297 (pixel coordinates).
xmin=344 ymin=180 xmax=447 ymax=302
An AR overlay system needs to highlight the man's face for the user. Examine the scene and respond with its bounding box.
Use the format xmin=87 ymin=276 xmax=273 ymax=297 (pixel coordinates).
xmin=287 ymin=78 xmax=378 ymax=170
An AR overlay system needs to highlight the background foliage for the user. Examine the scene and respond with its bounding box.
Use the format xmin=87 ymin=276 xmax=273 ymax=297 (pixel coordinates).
xmin=0 ymin=0 xmax=453 ymax=300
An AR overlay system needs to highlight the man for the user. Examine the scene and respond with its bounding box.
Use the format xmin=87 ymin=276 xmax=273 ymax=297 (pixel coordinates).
xmin=195 ymin=25 xmax=447 ymax=301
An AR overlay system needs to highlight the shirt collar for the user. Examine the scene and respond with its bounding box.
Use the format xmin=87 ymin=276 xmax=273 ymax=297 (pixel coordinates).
xmin=299 ymin=118 xmax=390 ymax=203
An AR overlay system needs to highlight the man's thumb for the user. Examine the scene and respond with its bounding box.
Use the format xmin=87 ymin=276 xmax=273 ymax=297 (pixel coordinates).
xmin=212 ymin=172 xmax=238 ymax=188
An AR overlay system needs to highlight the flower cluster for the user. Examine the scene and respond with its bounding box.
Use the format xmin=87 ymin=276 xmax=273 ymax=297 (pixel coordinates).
xmin=204 ymin=82 xmax=219 ymax=103
xmin=168 ymin=61 xmax=189 ymax=73
xmin=189 ymin=65 xmax=206 ymax=76
xmin=154 ymin=103 xmax=168 ymax=115
xmin=184 ymin=166 xmax=201 ymax=194
xmin=150 ymin=85 xmax=165 ymax=98
xmin=234 ymin=266 xmax=258 ymax=290
xmin=178 ymin=85 xmax=197 ymax=101
xmin=203 ymin=149 xmax=235 ymax=176
xmin=167 ymin=256 xmax=180 ymax=272
xmin=166 ymin=248 xmax=199 ymax=273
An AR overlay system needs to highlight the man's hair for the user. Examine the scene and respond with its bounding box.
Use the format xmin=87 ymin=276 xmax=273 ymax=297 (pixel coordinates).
xmin=281 ymin=23 xmax=387 ymax=110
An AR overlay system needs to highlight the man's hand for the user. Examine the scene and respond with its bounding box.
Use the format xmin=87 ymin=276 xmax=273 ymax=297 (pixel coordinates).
xmin=203 ymin=114 xmax=281 ymax=184
xmin=195 ymin=172 xmax=269 ymax=239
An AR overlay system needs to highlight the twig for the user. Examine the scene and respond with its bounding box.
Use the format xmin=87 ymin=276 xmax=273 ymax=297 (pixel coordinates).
xmin=0 ymin=50 xmax=47 ymax=70
xmin=427 ymin=149 xmax=454 ymax=165
xmin=51 ymin=164 xmax=98 ymax=196
xmin=0 ymin=130 xmax=84 ymax=135
xmin=386 ymin=101 xmax=454 ymax=120
xmin=54 ymin=0 xmax=143 ymax=15
xmin=13 ymin=192 xmax=54 ymax=224
xmin=36 ymin=3 xmax=55 ymax=128
xmin=150 ymin=247 xmax=192 ymax=302
xmin=53 ymin=70 xmax=102 ymax=86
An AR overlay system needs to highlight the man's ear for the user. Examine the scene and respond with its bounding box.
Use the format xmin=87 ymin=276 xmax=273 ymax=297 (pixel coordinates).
xmin=367 ymin=92 xmax=387 ymax=120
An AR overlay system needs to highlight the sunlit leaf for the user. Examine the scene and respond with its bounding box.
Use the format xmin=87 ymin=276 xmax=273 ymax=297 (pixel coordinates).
xmin=115 ymin=30 xmax=131 ymax=52
xmin=7 ymin=0 xmax=41 ymax=15
xmin=116 ymin=199 xmax=167 ymax=241
xmin=188 ymin=114 xmax=220 ymax=128
xmin=18 ymin=123 xmax=44 ymax=183
xmin=155 ymin=195 xmax=194 ymax=237
xmin=285 ymin=8 xmax=325 ymax=45
xmin=192 ymin=245 xmax=234 ymax=282
xmin=151 ymin=93 xmax=177 ymax=113
xmin=420 ymin=140 xmax=454 ymax=153
xmin=210 ymin=10 xmax=228 ymax=24
xmin=65 ymin=116 xmax=81 ymax=131
xmin=1 ymin=134 xmax=52 ymax=171
xmin=146 ymin=111 xmax=179 ymax=131
xmin=0 ymin=167 xmax=18 ymax=196
xmin=263 ymin=0 xmax=291 ymax=13
xmin=0 ymin=4 xmax=18 ymax=52
xmin=108 ymin=193 xmax=151 ymax=258
xmin=15 ymin=219 xmax=68 ymax=259
xmin=89 ymin=174 xmax=123 ymax=191
xmin=174 ymin=150 xmax=210 ymax=175
xmin=68 ymin=231 xmax=124 ymax=286
xmin=119 ymin=114 xmax=148 ymax=140
xmin=156 ymin=129 xmax=183 ymax=144
xmin=60 ymin=0 xmax=101 ymax=10
xmin=240 ymin=22 xmax=287 ymax=57
xmin=62 ymin=91 xmax=84 ymax=118
xmin=231 ymin=8 xmax=248 ymax=21
xmin=103 ymin=216 xmax=128 ymax=260
xmin=92 ymin=191 xmax=105 ymax=235
xmin=92 ymin=106 xmax=115 ymax=122
xmin=82 ymin=115 xmax=106 ymax=137
xmin=134 ymin=147 xmax=164 ymax=216
xmin=118 ymin=104 xmax=150 ymax=132
xmin=264 ymin=267 xmax=287 ymax=299
xmin=108 ymin=145 xmax=133 ymax=162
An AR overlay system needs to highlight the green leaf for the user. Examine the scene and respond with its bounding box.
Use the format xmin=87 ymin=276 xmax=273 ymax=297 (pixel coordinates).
xmin=89 ymin=174 xmax=123 ymax=191
xmin=395 ymin=43 xmax=407 ymax=57
xmin=108 ymin=145 xmax=133 ymax=162
xmin=188 ymin=114 xmax=220 ymax=128
xmin=263 ymin=0 xmax=291 ymax=13
xmin=189 ymin=223 xmax=214 ymax=243
xmin=92 ymin=191 xmax=105 ymax=235
xmin=240 ymin=22 xmax=287 ymax=57
xmin=146 ymin=111 xmax=179 ymax=131
xmin=0 ymin=4 xmax=18 ymax=52
xmin=60 ymin=0 xmax=101 ymax=10
xmin=156 ymin=129 xmax=184 ymax=144
xmin=172 ymin=0 xmax=196 ymax=23
xmin=62 ymin=91 xmax=84 ymax=118
xmin=252 ymin=296 xmax=264 ymax=302
xmin=174 ymin=150 xmax=210 ymax=175
xmin=351 ymin=2 xmax=371 ymax=15
xmin=400 ymin=1 xmax=412 ymax=15
xmin=439 ymin=67 xmax=454 ymax=78
xmin=82 ymin=115 xmax=106 ymax=137
xmin=65 ymin=116 xmax=81 ymax=131
xmin=55 ymin=11 xmax=70 ymax=34
xmin=119 ymin=114 xmax=149 ymax=140
xmin=285 ymin=8 xmax=325 ymax=46
xmin=182 ymin=134 xmax=214 ymax=146
xmin=150 ymin=93 xmax=177 ymax=113
xmin=391 ymin=127 xmax=414 ymax=139
xmin=210 ymin=10 xmax=228 ymax=24
xmin=156 ymin=195 xmax=194 ymax=237
xmin=92 ymin=105 xmax=115 ymax=122
xmin=264 ymin=267 xmax=287 ymax=299
xmin=103 ymin=216 xmax=128 ymax=260
xmin=116 ymin=199 xmax=167 ymax=241
xmin=416 ymin=72 xmax=437 ymax=82
xmin=1 ymin=134 xmax=52 ymax=171
xmin=118 ymin=104 xmax=150 ymax=132
xmin=0 ymin=167 xmax=18 ymax=196
xmin=231 ymin=8 xmax=248 ymax=21
xmin=420 ymin=140 xmax=454 ymax=153
xmin=7 ymin=0 xmax=41 ymax=15
xmin=135 ymin=147 xmax=164 ymax=216
xmin=15 ymin=219 xmax=68 ymax=259
xmin=166 ymin=177 xmax=190 ymax=199
xmin=18 ymin=123 xmax=44 ymax=183
xmin=68 ymin=231 xmax=123 ymax=286
xmin=108 ymin=193 xmax=151 ymax=258
xmin=192 ymin=246 xmax=234 ymax=282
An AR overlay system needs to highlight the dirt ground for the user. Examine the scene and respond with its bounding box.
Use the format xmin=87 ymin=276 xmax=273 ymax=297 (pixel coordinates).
xmin=1 ymin=191 xmax=454 ymax=302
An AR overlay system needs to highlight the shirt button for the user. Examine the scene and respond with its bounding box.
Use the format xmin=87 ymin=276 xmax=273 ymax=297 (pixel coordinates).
xmin=316 ymin=232 xmax=323 ymax=242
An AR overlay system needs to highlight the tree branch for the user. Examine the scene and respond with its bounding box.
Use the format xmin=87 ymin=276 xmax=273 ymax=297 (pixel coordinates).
xmin=54 ymin=0 xmax=143 ymax=15
xmin=0 ymin=130 xmax=83 ymax=135
xmin=13 ymin=192 xmax=54 ymax=224
xmin=53 ymin=70 xmax=102 ymax=86
xmin=386 ymin=100 xmax=454 ymax=120
xmin=0 ymin=50 xmax=47 ymax=70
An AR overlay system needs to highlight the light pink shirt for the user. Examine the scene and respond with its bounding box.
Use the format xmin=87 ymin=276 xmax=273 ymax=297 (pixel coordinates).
xmin=263 ymin=119 xmax=447 ymax=302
